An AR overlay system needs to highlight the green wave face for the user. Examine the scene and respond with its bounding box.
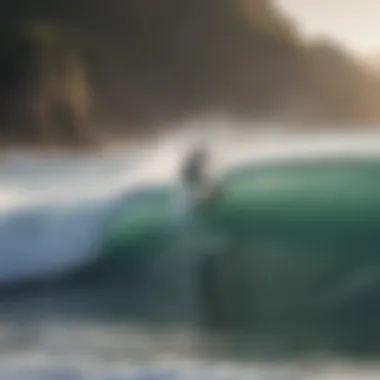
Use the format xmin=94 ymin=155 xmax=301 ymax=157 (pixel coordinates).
xmin=97 ymin=157 xmax=380 ymax=352
xmin=106 ymin=158 xmax=380 ymax=246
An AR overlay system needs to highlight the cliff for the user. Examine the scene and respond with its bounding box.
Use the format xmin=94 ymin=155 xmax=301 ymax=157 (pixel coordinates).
xmin=0 ymin=0 xmax=379 ymax=147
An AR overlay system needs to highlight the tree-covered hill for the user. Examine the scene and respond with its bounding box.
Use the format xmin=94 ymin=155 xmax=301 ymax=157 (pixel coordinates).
xmin=0 ymin=0 xmax=379 ymax=146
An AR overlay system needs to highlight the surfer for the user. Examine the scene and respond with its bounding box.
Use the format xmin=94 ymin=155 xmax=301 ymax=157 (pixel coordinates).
xmin=181 ymin=145 xmax=208 ymax=188
xmin=180 ymin=145 xmax=219 ymax=206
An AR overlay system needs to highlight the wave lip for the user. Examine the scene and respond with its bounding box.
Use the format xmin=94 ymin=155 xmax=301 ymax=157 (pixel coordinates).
xmin=0 ymin=150 xmax=143 ymax=286
xmin=1 ymin=132 xmax=380 ymax=287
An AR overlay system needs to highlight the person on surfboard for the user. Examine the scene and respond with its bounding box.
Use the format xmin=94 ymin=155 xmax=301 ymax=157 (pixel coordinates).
xmin=180 ymin=145 xmax=219 ymax=205
xmin=181 ymin=145 xmax=208 ymax=187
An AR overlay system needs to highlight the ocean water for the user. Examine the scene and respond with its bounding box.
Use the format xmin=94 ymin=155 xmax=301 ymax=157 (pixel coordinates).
xmin=2 ymin=126 xmax=380 ymax=379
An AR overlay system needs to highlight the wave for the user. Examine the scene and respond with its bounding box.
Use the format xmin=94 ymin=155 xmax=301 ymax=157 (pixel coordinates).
xmin=2 ymin=131 xmax=380 ymax=354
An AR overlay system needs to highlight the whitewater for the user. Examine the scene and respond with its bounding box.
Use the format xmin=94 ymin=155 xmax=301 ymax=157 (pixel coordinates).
xmin=1 ymin=125 xmax=379 ymax=284
xmin=1 ymin=125 xmax=380 ymax=285
xmin=2 ymin=121 xmax=380 ymax=379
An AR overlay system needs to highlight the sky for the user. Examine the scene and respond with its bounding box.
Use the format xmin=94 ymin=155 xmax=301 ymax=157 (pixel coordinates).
xmin=276 ymin=0 xmax=380 ymax=57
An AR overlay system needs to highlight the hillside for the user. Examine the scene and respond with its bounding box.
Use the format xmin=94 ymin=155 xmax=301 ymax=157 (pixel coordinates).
xmin=0 ymin=0 xmax=380 ymax=147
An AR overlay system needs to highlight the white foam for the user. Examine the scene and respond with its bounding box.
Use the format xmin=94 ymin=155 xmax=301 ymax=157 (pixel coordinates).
xmin=0 ymin=121 xmax=380 ymax=284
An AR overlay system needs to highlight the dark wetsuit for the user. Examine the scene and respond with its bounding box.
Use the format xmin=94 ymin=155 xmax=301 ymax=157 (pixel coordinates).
xmin=181 ymin=148 xmax=208 ymax=189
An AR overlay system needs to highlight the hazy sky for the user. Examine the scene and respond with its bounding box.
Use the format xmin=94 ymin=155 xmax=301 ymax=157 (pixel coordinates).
xmin=276 ymin=0 xmax=380 ymax=56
